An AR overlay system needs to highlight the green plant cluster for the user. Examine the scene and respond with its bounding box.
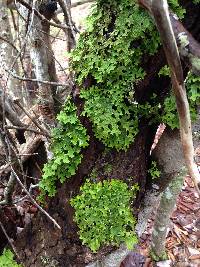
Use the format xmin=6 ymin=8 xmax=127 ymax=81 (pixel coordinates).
xmin=72 ymin=0 xmax=157 ymax=150
xmin=148 ymin=161 xmax=161 ymax=180
xmin=39 ymin=0 xmax=187 ymax=196
xmin=0 ymin=249 xmax=22 ymax=267
xmin=71 ymin=0 xmax=185 ymax=150
xmin=39 ymin=99 xmax=89 ymax=197
xmin=71 ymin=179 xmax=138 ymax=252
xmin=162 ymin=72 xmax=200 ymax=129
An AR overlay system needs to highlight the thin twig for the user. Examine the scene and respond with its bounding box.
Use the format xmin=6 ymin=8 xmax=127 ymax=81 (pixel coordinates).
xmin=5 ymin=125 xmax=48 ymax=136
xmin=150 ymin=0 xmax=200 ymax=193
xmin=58 ymin=0 xmax=76 ymax=44
xmin=0 ymin=36 xmax=19 ymax=52
xmin=7 ymin=71 xmax=70 ymax=87
xmin=72 ymin=0 xmax=95 ymax=8
xmin=13 ymin=100 xmax=51 ymax=138
xmin=17 ymin=0 xmax=71 ymax=30
xmin=11 ymin=167 xmax=61 ymax=230
xmin=0 ymin=217 xmax=20 ymax=259
xmin=56 ymin=0 xmax=95 ymax=14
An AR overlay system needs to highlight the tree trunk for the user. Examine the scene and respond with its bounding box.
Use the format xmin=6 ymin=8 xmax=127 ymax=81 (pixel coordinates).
xmin=0 ymin=0 xmax=24 ymax=102
xmin=13 ymin=119 xmax=155 ymax=266
xmin=1 ymin=1 xmax=200 ymax=267
xmin=19 ymin=1 xmax=57 ymax=124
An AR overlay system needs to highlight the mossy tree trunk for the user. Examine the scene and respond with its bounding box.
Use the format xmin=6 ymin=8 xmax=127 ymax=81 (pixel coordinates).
xmin=1 ymin=1 xmax=200 ymax=267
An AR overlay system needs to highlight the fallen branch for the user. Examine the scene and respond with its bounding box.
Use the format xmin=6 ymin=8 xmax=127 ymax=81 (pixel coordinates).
xmin=139 ymin=0 xmax=200 ymax=195
xmin=151 ymin=0 xmax=200 ymax=193
xmin=0 ymin=136 xmax=42 ymax=177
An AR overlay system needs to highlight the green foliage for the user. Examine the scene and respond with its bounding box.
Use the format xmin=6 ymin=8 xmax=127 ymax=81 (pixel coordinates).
xmin=0 ymin=249 xmax=22 ymax=267
xmin=39 ymin=99 xmax=89 ymax=197
xmin=158 ymin=65 xmax=170 ymax=77
xmin=168 ymin=0 xmax=185 ymax=18
xmin=148 ymin=161 xmax=161 ymax=180
xmin=71 ymin=179 xmax=138 ymax=252
xmin=162 ymin=94 xmax=179 ymax=129
xmin=81 ymin=87 xmax=139 ymax=150
xmin=39 ymin=0 xmax=188 ymax=197
xmin=71 ymin=0 xmax=160 ymax=150
xmin=162 ymin=72 xmax=200 ymax=129
xmin=71 ymin=0 xmax=185 ymax=150
xmin=186 ymin=72 xmax=200 ymax=103
xmin=150 ymin=250 xmax=168 ymax=262
xmin=193 ymin=0 xmax=200 ymax=4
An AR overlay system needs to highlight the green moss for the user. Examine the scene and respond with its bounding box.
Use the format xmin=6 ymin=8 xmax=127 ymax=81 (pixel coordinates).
xmin=39 ymin=0 xmax=191 ymax=197
xmin=148 ymin=161 xmax=161 ymax=180
xmin=190 ymin=57 xmax=200 ymax=72
xmin=71 ymin=0 xmax=160 ymax=150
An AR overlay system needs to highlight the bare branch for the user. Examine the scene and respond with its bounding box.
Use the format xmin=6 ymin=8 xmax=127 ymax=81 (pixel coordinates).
xmin=5 ymin=125 xmax=48 ymax=136
xmin=0 ymin=215 xmax=20 ymax=259
xmin=8 ymin=71 xmax=71 ymax=87
xmin=17 ymin=0 xmax=71 ymax=30
xmin=56 ymin=0 xmax=95 ymax=15
xmin=72 ymin=0 xmax=95 ymax=8
xmin=0 ymin=89 xmax=24 ymax=129
xmin=139 ymin=0 xmax=200 ymax=75
xmin=0 ymin=35 xmax=19 ymax=52
xmin=11 ymin=167 xmax=61 ymax=230
xmin=148 ymin=0 xmax=200 ymax=193
xmin=57 ymin=0 xmax=76 ymax=52
xmin=0 ymin=136 xmax=42 ymax=177
xmin=13 ymin=100 xmax=51 ymax=138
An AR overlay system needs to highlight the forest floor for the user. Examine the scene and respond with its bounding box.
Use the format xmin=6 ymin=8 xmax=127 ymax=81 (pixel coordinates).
xmin=136 ymin=173 xmax=200 ymax=267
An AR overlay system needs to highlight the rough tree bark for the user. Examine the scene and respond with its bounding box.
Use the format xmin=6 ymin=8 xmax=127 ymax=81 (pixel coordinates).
xmin=0 ymin=0 xmax=24 ymax=102
xmin=150 ymin=128 xmax=186 ymax=261
xmin=19 ymin=0 xmax=57 ymax=124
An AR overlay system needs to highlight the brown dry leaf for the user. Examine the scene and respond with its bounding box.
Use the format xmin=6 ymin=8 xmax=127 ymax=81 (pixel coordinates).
xmin=189 ymin=254 xmax=200 ymax=260
xmin=174 ymin=224 xmax=189 ymax=236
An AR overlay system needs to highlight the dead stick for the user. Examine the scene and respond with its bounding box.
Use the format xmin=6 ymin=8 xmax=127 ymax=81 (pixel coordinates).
xmin=150 ymin=0 xmax=200 ymax=193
